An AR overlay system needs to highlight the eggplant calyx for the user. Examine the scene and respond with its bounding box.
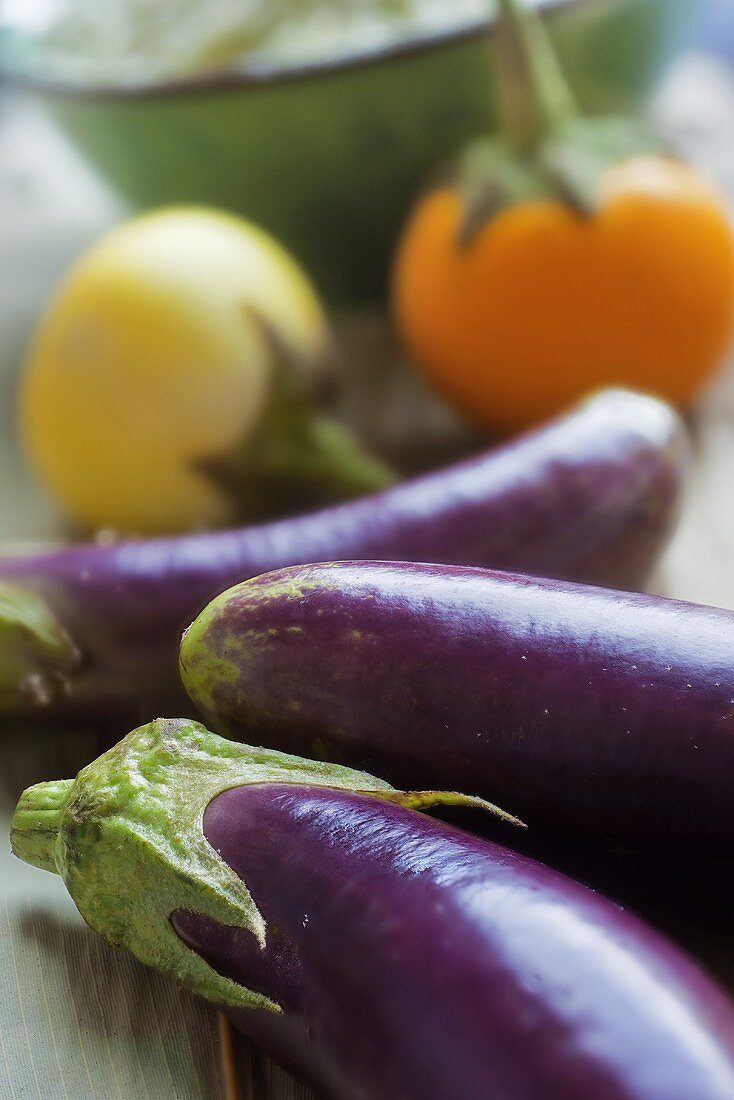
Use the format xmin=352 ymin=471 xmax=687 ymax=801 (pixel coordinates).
xmin=12 ymin=719 xmax=518 ymax=1011
xmin=0 ymin=583 xmax=81 ymax=712
xmin=375 ymin=790 xmax=525 ymax=829
xmin=197 ymin=310 xmax=396 ymax=522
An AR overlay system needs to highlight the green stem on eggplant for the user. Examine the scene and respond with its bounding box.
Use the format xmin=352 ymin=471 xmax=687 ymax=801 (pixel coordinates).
xmin=198 ymin=311 xmax=396 ymax=521
xmin=0 ymin=583 xmax=80 ymax=711
xmin=11 ymin=718 xmax=516 ymax=1009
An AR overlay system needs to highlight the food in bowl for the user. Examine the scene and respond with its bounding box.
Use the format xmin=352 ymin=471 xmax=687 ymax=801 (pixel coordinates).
xmin=6 ymin=0 xmax=496 ymax=85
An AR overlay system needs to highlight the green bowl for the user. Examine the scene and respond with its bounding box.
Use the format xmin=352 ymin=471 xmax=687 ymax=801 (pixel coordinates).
xmin=2 ymin=0 xmax=697 ymax=304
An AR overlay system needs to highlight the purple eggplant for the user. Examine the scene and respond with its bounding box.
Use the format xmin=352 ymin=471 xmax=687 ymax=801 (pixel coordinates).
xmin=11 ymin=719 xmax=734 ymax=1100
xmin=181 ymin=559 xmax=734 ymax=852
xmin=0 ymin=389 xmax=684 ymax=725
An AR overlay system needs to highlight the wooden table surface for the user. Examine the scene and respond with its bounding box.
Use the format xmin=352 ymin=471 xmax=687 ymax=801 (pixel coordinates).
xmin=3 ymin=53 xmax=734 ymax=1099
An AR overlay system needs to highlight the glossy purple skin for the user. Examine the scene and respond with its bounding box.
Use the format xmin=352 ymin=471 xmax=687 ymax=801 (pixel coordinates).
xmin=185 ymin=560 xmax=734 ymax=850
xmin=173 ymin=784 xmax=734 ymax=1100
xmin=0 ymin=390 xmax=684 ymax=723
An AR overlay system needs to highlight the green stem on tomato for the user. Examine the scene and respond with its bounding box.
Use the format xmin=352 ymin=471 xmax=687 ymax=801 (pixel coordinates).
xmin=495 ymin=0 xmax=578 ymax=150
xmin=457 ymin=0 xmax=659 ymax=236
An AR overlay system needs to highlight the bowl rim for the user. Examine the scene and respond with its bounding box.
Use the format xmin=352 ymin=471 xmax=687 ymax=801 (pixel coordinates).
xmin=2 ymin=0 xmax=597 ymax=101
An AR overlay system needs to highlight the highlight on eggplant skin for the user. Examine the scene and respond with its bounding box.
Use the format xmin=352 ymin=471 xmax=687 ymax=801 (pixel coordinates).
xmin=0 ymin=388 xmax=685 ymax=725
xmin=11 ymin=719 xmax=734 ymax=1100
xmin=181 ymin=559 xmax=734 ymax=853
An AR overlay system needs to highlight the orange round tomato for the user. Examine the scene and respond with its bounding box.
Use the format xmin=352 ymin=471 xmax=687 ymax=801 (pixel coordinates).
xmin=393 ymin=157 xmax=734 ymax=434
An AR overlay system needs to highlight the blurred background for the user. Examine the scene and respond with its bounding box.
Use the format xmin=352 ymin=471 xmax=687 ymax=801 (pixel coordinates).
xmin=0 ymin=0 xmax=733 ymax=605
xmin=3 ymin=1 xmax=734 ymax=1097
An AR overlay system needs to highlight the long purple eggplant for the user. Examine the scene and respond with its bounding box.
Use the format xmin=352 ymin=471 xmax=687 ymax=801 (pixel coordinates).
xmin=181 ymin=559 xmax=734 ymax=852
xmin=0 ymin=389 xmax=684 ymax=725
xmin=12 ymin=718 xmax=734 ymax=1099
